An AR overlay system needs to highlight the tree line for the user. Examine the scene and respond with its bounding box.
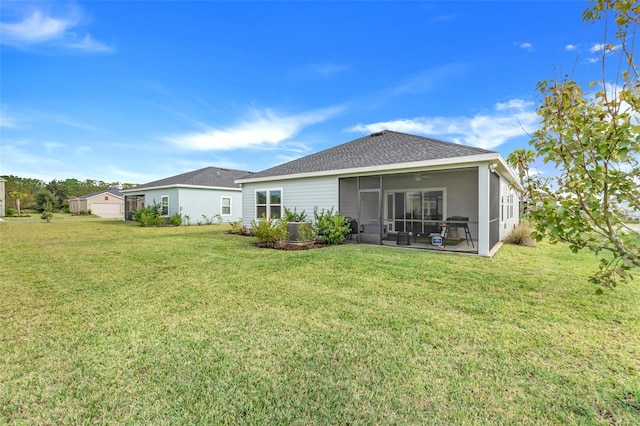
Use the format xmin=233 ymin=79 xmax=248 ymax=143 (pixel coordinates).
xmin=2 ymin=175 xmax=137 ymax=213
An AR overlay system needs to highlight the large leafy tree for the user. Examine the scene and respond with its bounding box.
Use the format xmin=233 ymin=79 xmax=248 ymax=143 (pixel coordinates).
xmin=529 ymin=0 xmax=640 ymax=289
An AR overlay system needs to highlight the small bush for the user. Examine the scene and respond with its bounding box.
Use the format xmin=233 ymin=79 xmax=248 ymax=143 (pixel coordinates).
xmin=228 ymin=219 xmax=249 ymax=235
xmin=170 ymin=212 xmax=183 ymax=226
xmin=298 ymin=222 xmax=315 ymax=242
xmin=284 ymin=207 xmax=307 ymax=222
xmin=251 ymin=217 xmax=289 ymax=247
xmin=313 ymin=208 xmax=350 ymax=244
xmin=40 ymin=202 xmax=53 ymax=223
xmin=504 ymin=223 xmax=535 ymax=247
xmin=133 ymin=202 xmax=164 ymax=227
xmin=5 ymin=207 xmax=16 ymax=217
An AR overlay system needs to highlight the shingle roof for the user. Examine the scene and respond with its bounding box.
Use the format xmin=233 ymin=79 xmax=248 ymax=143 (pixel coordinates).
xmin=127 ymin=166 xmax=252 ymax=191
xmin=78 ymin=187 xmax=123 ymax=200
xmin=243 ymin=130 xmax=495 ymax=180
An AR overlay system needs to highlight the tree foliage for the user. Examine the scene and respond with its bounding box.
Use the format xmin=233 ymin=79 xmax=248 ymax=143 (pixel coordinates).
xmin=527 ymin=0 xmax=640 ymax=289
xmin=1 ymin=175 xmax=136 ymax=211
xmin=506 ymin=148 xmax=536 ymax=216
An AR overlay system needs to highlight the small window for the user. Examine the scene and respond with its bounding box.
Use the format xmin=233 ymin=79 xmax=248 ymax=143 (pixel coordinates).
xmin=221 ymin=197 xmax=231 ymax=216
xmin=104 ymin=195 xmax=109 ymax=201
xmin=161 ymin=196 xmax=169 ymax=216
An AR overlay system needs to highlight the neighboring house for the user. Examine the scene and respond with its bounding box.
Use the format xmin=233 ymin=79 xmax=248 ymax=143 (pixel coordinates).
xmin=0 ymin=177 xmax=5 ymax=218
xmin=236 ymin=130 xmax=522 ymax=256
xmin=121 ymin=166 xmax=251 ymax=223
xmin=68 ymin=188 xmax=124 ymax=218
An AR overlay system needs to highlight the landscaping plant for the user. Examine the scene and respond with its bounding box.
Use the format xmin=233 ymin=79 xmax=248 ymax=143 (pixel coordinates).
xmin=313 ymin=208 xmax=350 ymax=244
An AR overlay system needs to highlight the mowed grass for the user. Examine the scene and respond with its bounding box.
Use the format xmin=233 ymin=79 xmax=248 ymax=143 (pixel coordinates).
xmin=0 ymin=219 xmax=639 ymax=425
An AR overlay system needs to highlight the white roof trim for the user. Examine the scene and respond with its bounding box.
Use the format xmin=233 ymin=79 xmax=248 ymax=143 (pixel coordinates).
xmin=121 ymin=184 xmax=242 ymax=193
xmin=236 ymin=153 xmax=516 ymax=184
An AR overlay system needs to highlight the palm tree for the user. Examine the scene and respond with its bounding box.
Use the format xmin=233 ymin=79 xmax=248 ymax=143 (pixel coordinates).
xmin=506 ymin=148 xmax=536 ymax=217
xmin=9 ymin=191 xmax=28 ymax=217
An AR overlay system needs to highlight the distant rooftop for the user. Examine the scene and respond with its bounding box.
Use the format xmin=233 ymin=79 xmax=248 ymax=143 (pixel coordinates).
xmin=124 ymin=166 xmax=253 ymax=191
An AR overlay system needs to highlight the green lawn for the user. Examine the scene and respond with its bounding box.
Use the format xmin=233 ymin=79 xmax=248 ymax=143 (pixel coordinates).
xmin=1 ymin=220 xmax=639 ymax=425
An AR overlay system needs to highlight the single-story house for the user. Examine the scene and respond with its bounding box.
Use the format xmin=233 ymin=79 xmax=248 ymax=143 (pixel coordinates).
xmin=121 ymin=166 xmax=251 ymax=223
xmin=68 ymin=187 xmax=124 ymax=218
xmin=236 ymin=130 xmax=522 ymax=256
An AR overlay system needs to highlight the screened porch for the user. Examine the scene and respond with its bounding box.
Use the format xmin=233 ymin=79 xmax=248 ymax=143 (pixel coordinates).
xmin=338 ymin=166 xmax=502 ymax=254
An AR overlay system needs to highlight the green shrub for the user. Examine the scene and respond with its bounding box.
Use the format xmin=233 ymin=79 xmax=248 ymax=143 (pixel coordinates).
xmin=250 ymin=217 xmax=289 ymax=247
xmin=313 ymin=208 xmax=350 ymax=244
xmin=298 ymin=222 xmax=315 ymax=242
xmin=228 ymin=219 xmax=249 ymax=235
xmin=40 ymin=202 xmax=54 ymax=223
xmin=133 ymin=202 xmax=164 ymax=227
xmin=284 ymin=207 xmax=307 ymax=222
xmin=5 ymin=207 xmax=16 ymax=217
xmin=170 ymin=212 xmax=183 ymax=226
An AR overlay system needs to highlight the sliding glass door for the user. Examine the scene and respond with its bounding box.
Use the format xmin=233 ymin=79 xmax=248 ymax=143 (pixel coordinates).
xmin=386 ymin=189 xmax=444 ymax=234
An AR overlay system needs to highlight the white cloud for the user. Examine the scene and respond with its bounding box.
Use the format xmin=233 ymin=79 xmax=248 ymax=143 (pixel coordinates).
xmin=44 ymin=142 xmax=64 ymax=153
xmin=565 ymin=44 xmax=578 ymax=51
xmin=165 ymin=106 xmax=343 ymax=151
xmin=518 ymin=42 xmax=534 ymax=52
xmin=0 ymin=110 xmax=18 ymax=128
xmin=0 ymin=9 xmax=72 ymax=43
xmin=349 ymin=99 xmax=537 ymax=150
xmin=0 ymin=3 xmax=113 ymax=53
xmin=66 ymin=34 xmax=112 ymax=52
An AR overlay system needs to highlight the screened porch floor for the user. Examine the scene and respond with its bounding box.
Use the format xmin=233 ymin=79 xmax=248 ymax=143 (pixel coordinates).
xmin=379 ymin=234 xmax=478 ymax=253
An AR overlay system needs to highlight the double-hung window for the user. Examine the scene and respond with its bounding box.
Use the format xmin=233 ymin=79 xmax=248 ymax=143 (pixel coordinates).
xmin=161 ymin=195 xmax=169 ymax=216
xmin=255 ymin=189 xmax=282 ymax=220
xmin=221 ymin=197 xmax=231 ymax=216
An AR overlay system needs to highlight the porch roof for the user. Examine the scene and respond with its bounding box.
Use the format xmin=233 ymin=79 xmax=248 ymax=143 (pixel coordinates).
xmin=236 ymin=130 xmax=495 ymax=183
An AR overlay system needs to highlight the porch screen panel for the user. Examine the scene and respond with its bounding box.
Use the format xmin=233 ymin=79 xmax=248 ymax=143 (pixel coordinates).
xmin=359 ymin=176 xmax=381 ymax=190
xmin=394 ymin=193 xmax=405 ymax=232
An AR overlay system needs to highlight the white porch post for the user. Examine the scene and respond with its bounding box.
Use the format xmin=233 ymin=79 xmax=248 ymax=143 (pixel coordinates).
xmin=477 ymin=164 xmax=490 ymax=256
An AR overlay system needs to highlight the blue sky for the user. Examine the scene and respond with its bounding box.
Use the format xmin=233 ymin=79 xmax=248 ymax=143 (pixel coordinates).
xmin=1 ymin=1 xmax=609 ymax=184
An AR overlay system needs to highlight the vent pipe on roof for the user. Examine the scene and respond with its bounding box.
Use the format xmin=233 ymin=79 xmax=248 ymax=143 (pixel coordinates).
xmin=370 ymin=131 xmax=385 ymax=137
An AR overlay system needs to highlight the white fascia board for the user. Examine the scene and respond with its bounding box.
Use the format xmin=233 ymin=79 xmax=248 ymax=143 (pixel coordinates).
xmin=235 ymin=153 xmax=503 ymax=184
xmin=121 ymin=184 xmax=242 ymax=193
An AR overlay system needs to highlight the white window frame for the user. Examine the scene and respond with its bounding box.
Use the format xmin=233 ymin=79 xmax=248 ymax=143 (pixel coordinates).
xmin=255 ymin=188 xmax=283 ymax=220
xmin=221 ymin=196 xmax=232 ymax=216
xmin=161 ymin=195 xmax=169 ymax=216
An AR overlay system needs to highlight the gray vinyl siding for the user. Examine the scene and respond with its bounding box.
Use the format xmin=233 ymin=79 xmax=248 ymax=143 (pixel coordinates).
xmin=144 ymin=188 xmax=180 ymax=216
xmin=241 ymin=176 xmax=338 ymax=227
xmin=499 ymin=177 xmax=519 ymax=240
xmin=142 ymin=187 xmax=241 ymax=223
xmin=177 ymin=188 xmax=242 ymax=223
